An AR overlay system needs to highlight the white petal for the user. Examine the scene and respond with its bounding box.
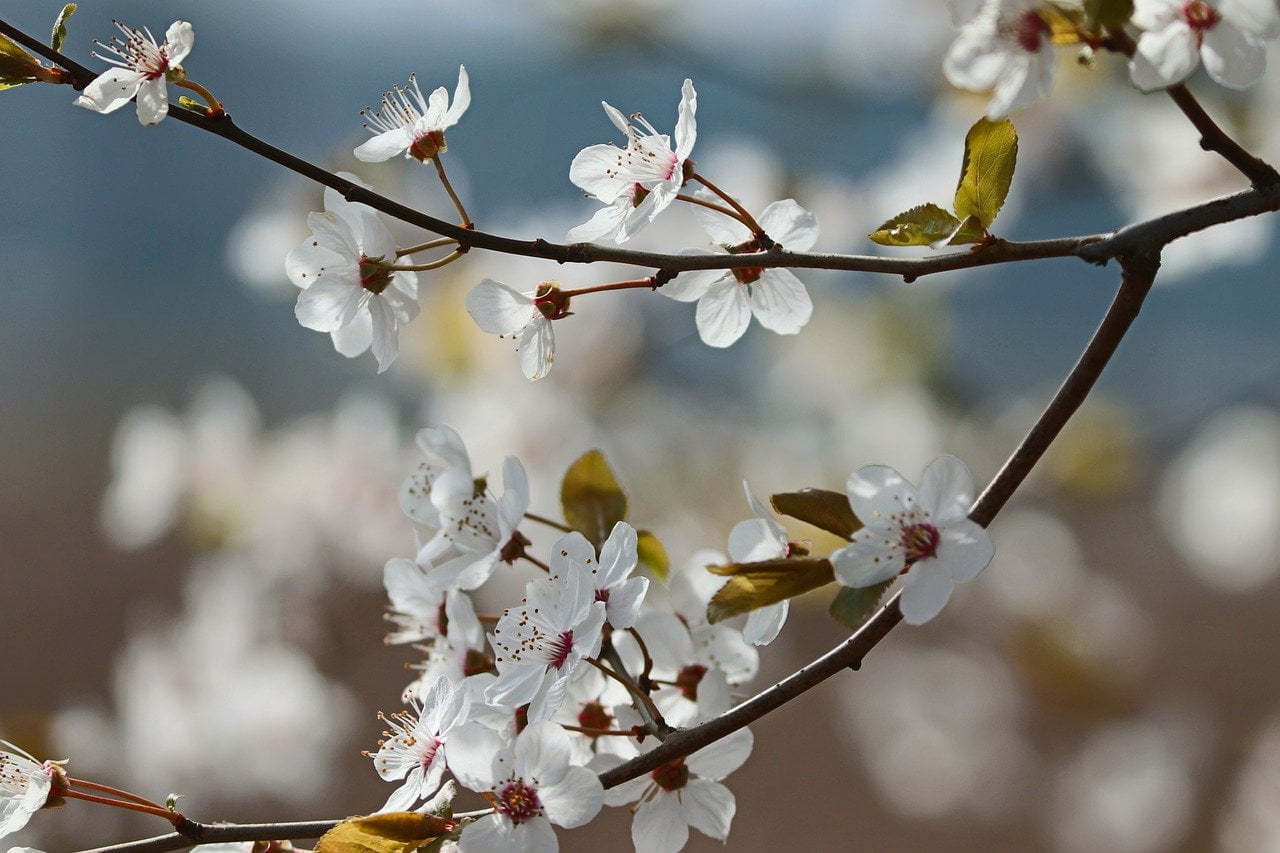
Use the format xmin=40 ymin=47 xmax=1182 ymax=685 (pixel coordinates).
xmin=605 ymin=577 xmax=649 ymax=629
xmin=1201 ymin=23 xmax=1267 ymax=89
xmin=681 ymin=778 xmax=736 ymax=841
xmin=747 ymin=268 xmax=812 ymax=336
xmin=691 ymin=194 xmax=750 ymax=245
xmin=331 ymin=308 xmax=373 ymax=357
xmin=514 ymin=721 xmax=572 ymax=787
xmin=743 ymin=600 xmax=788 ymax=645
xmin=285 ymin=240 xmax=347 ymax=289
xmin=695 ymin=280 xmax=751 ymax=348
xmin=486 ymin=663 xmax=547 ymax=709
xmin=569 ymin=144 xmax=632 ymax=201
xmin=74 ymin=68 xmax=144 ymax=114
xmin=598 ymin=522 xmax=638 ymax=586
xmin=660 ymin=266 xmax=727 ymax=303
xmin=900 ymin=562 xmax=955 ymax=624
xmin=673 ymin=78 xmax=698 ymax=160
xmin=846 ymin=464 xmax=918 ymax=528
xmin=727 ymin=518 xmax=785 ymax=563
xmin=943 ymin=24 xmax=1008 ymax=92
xmin=757 ymin=199 xmax=819 ymax=251
xmin=686 ymin=726 xmax=753 ymax=780
xmin=567 ymin=199 xmax=629 ymax=243
xmin=444 ymin=65 xmax=471 ymax=127
xmin=446 ymin=722 xmax=505 ymax=791
xmin=934 ymin=520 xmax=995 ymax=583
xmin=1220 ymin=0 xmax=1280 ymax=36
xmin=518 ymin=316 xmax=555 ymax=380
xmin=294 ymin=276 xmax=363 ymax=332
xmin=830 ymin=532 xmax=903 ymax=588
xmin=632 ymin=794 xmax=689 ymax=853
xmin=368 ymin=296 xmax=400 ymax=372
xmin=1130 ymin=23 xmax=1201 ymax=90
xmin=458 ymin=814 xmax=519 ymax=853
xmin=539 ymin=765 xmax=604 ymax=828
xmin=987 ymin=49 xmax=1054 ymax=118
xmin=134 ymin=78 xmax=169 ymax=125
xmin=466 ymin=279 xmax=536 ymax=334
xmin=917 ymin=455 xmax=976 ymax=526
xmin=354 ymin=127 xmax=413 ymax=162
xmin=1132 ymin=0 xmax=1180 ymax=31
xmin=164 ymin=21 xmax=195 ymax=65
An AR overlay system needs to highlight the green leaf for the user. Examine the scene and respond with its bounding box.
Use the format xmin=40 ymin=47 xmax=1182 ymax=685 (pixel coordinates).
xmin=315 ymin=812 xmax=454 ymax=853
xmin=953 ymin=117 xmax=1018 ymax=230
xmin=560 ymin=449 xmax=627 ymax=550
xmin=0 ymin=34 xmax=48 ymax=91
xmin=1083 ymin=0 xmax=1131 ymax=33
xmin=769 ymin=488 xmax=861 ymax=541
xmin=636 ymin=529 xmax=669 ymax=582
xmin=940 ymin=213 xmax=988 ymax=247
xmin=51 ymin=4 xmax=77 ymax=52
xmin=868 ymin=203 xmax=961 ymax=247
xmin=829 ymin=580 xmax=894 ymax=630
xmin=706 ymin=557 xmax=835 ymax=623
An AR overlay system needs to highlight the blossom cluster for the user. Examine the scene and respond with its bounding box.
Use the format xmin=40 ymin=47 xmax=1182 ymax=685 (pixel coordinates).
xmin=350 ymin=425 xmax=994 ymax=851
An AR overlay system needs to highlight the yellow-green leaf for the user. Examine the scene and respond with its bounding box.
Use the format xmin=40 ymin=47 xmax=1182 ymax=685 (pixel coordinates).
xmin=829 ymin=580 xmax=894 ymax=630
xmin=706 ymin=557 xmax=835 ymax=623
xmin=868 ymin=203 xmax=961 ymax=247
xmin=51 ymin=4 xmax=77 ymax=52
xmin=939 ymin=213 xmax=988 ymax=247
xmin=953 ymin=117 xmax=1018 ymax=230
xmin=315 ymin=812 xmax=454 ymax=853
xmin=560 ymin=449 xmax=627 ymax=549
xmin=0 ymin=34 xmax=50 ymax=91
xmin=636 ymin=529 xmax=669 ymax=582
xmin=769 ymin=489 xmax=861 ymax=541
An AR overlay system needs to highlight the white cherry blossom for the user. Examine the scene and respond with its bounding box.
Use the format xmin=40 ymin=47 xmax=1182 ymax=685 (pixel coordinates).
xmin=727 ymin=483 xmax=792 ymax=645
xmin=75 ymin=21 xmax=193 ymax=125
xmin=465 ymin=280 xmax=564 ymax=380
xmin=829 ymin=455 xmax=995 ymax=625
xmin=598 ymin=727 xmax=753 ymax=853
xmin=370 ymin=676 xmax=470 ymax=813
xmin=382 ymin=557 xmax=472 ymax=645
xmin=568 ymin=79 xmax=697 ymax=243
xmin=486 ymin=568 xmax=607 ymax=722
xmin=1129 ymin=0 xmax=1280 ymax=91
xmin=285 ymin=184 xmax=418 ymax=373
xmin=0 ymin=743 xmax=60 ymax=841
xmin=663 ymin=198 xmax=817 ymax=348
xmin=943 ymin=0 xmax=1058 ymax=119
xmin=355 ymin=67 xmax=471 ymax=163
xmin=548 ymin=524 xmax=648 ymax=630
xmin=449 ymin=721 xmax=603 ymax=853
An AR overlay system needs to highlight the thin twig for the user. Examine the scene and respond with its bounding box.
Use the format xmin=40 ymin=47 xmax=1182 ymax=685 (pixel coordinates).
xmin=80 ymin=820 xmax=341 ymax=853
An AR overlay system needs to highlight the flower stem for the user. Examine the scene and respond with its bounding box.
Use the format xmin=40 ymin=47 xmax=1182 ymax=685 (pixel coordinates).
xmin=67 ymin=777 xmax=163 ymax=808
xmin=595 ymin=645 xmax=672 ymax=739
xmin=397 ymin=237 xmax=457 ymax=256
xmin=522 ymin=552 xmax=551 ymax=573
xmin=561 ymin=724 xmax=643 ymax=737
xmin=524 ymin=511 xmax=574 ymax=533
xmin=388 ymin=249 xmax=466 ymax=272
xmin=675 ymin=192 xmax=751 ymax=227
xmin=431 ymin=156 xmax=472 ymax=227
xmin=172 ymin=78 xmax=224 ymax=118
xmin=559 ymin=278 xmax=656 ymax=299
xmin=689 ymin=172 xmax=772 ymax=246
xmin=626 ymin=626 xmax=655 ymax=685
xmin=62 ymin=789 xmax=184 ymax=824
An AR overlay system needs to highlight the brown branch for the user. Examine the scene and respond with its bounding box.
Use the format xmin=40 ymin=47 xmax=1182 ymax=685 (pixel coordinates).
xmin=598 ymin=252 xmax=1162 ymax=789
xmin=80 ymin=819 xmax=341 ymax=853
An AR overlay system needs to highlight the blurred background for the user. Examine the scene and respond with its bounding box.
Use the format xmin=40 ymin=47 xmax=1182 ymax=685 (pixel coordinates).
xmin=3 ymin=1 xmax=1280 ymax=850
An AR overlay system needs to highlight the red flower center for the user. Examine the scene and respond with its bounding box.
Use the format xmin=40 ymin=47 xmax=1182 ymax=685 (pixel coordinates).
xmin=409 ymin=129 xmax=447 ymax=162
xmin=675 ymin=663 xmax=707 ymax=701
xmin=359 ymin=255 xmax=393 ymax=294
xmin=578 ymin=701 xmax=613 ymax=734
xmin=900 ymin=522 xmax=940 ymax=566
xmin=1015 ymin=11 xmax=1049 ymax=53
xmin=548 ymin=630 xmax=574 ymax=669
xmin=496 ymin=779 xmax=543 ymax=824
xmin=1182 ymin=1 xmax=1220 ymax=32
xmin=651 ymin=758 xmax=690 ymax=791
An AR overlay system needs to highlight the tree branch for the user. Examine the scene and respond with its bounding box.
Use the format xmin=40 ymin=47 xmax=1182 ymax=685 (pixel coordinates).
xmin=80 ymin=819 xmax=341 ymax=853
xmin=598 ymin=252 xmax=1162 ymax=789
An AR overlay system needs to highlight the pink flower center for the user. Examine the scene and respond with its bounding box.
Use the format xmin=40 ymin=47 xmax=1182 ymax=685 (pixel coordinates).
xmin=533 ymin=282 xmax=572 ymax=320
xmin=496 ymin=779 xmax=543 ymax=824
xmin=548 ymin=630 xmax=574 ymax=669
xmin=594 ymin=587 xmax=610 ymax=604
xmin=1015 ymin=11 xmax=1050 ymax=53
xmin=900 ymin=522 xmax=940 ymax=566
xmin=1182 ymin=1 xmax=1220 ymax=33
xmin=417 ymin=737 xmax=443 ymax=770
xmin=650 ymin=758 xmax=690 ymax=791
xmin=732 ymin=266 xmax=764 ymax=285
xmin=675 ymin=663 xmax=707 ymax=701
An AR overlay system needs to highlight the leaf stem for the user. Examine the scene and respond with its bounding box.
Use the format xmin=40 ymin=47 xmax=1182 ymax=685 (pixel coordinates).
xmin=523 ymin=511 xmax=574 ymax=533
